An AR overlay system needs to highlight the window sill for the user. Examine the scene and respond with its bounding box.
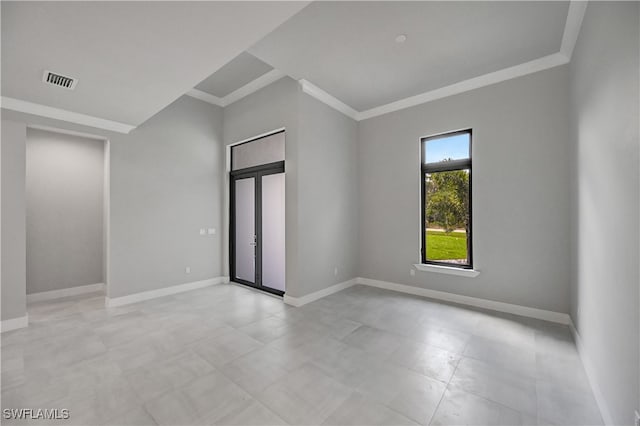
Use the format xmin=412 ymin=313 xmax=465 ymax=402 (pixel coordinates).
xmin=413 ymin=263 xmax=480 ymax=277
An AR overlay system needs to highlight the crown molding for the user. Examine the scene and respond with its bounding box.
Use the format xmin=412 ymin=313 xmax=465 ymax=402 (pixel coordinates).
xmin=187 ymin=69 xmax=285 ymax=108
xmin=1 ymin=97 xmax=135 ymax=134
xmin=189 ymin=0 xmax=586 ymax=122
xmin=223 ymin=69 xmax=285 ymax=106
xmin=27 ymin=124 xmax=107 ymax=141
xmin=304 ymin=52 xmax=569 ymax=122
xmin=560 ymin=0 xmax=588 ymax=60
xmin=186 ymin=89 xmax=224 ymax=107
xmin=299 ymin=79 xmax=359 ymax=120
xmin=357 ymin=0 xmax=587 ymax=120
xmin=357 ymin=52 xmax=569 ymax=121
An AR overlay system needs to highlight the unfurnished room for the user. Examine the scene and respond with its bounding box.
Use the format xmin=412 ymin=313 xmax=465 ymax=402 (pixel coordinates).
xmin=0 ymin=1 xmax=638 ymax=426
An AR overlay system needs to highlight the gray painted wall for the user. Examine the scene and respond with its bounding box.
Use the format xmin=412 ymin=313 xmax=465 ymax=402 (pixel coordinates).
xmin=1 ymin=96 xmax=224 ymax=306
xmin=223 ymin=77 xmax=359 ymax=298
xmin=107 ymin=96 xmax=224 ymax=298
xmin=298 ymin=93 xmax=358 ymax=295
xmin=569 ymin=2 xmax=640 ymax=424
xmin=1 ymin=120 xmax=27 ymax=321
xmin=357 ymin=66 xmax=572 ymax=313
xmin=223 ymin=77 xmax=302 ymax=296
xmin=26 ymin=129 xmax=104 ymax=294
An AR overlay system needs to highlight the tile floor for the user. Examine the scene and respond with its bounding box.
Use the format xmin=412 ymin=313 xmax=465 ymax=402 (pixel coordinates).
xmin=1 ymin=284 xmax=603 ymax=426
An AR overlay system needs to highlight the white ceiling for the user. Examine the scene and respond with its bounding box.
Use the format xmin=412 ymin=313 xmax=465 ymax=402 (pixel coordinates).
xmin=195 ymin=52 xmax=273 ymax=98
xmin=1 ymin=1 xmax=308 ymax=127
xmin=2 ymin=1 xmax=578 ymax=130
xmin=249 ymin=1 xmax=570 ymax=111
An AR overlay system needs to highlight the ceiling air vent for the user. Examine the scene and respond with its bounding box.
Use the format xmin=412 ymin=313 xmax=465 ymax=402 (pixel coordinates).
xmin=42 ymin=70 xmax=78 ymax=90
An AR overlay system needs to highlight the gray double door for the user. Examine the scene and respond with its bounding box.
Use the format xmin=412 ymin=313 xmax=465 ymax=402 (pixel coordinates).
xmin=230 ymin=163 xmax=285 ymax=295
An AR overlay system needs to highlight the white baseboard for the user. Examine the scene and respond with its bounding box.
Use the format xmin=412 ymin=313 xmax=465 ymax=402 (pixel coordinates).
xmin=282 ymin=277 xmax=571 ymax=324
xmin=569 ymin=322 xmax=613 ymax=425
xmin=105 ymin=277 xmax=225 ymax=308
xmin=27 ymin=283 xmax=105 ymax=303
xmin=283 ymin=279 xmax=357 ymax=307
xmin=356 ymin=277 xmax=571 ymax=324
xmin=1 ymin=315 xmax=29 ymax=333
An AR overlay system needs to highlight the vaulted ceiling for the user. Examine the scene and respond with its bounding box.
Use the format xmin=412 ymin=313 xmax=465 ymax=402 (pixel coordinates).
xmin=195 ymin=52 xmax=273 ymax=98
xmin=249 ymin=1 xmax=570 ymax=111
xmin=1 ymin=1 xmax=308 ymax=130
xmin=2 ymin=1 xmax=580 ymax=132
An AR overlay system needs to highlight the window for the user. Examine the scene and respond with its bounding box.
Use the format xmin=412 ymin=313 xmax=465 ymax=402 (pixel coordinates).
xmin=421 ymin=129 xmax=472 ymax=268
xmin=231 ymin=130 xmax=285 ymax=171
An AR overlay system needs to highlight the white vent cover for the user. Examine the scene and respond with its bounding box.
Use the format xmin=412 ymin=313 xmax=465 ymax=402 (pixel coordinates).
xmin=42 ymin=70 xmax=77 ymax=90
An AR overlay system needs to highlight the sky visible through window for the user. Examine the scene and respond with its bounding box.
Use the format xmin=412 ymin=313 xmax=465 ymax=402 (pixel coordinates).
xmin=424 ymin=133 xmax=470 ymax=163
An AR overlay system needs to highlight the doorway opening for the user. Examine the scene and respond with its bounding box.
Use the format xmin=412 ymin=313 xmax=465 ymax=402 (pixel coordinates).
xmin=229 ymin=130 xmax=285 ymax=296
xmin=25 ymin=125 xmax=110 ymax=307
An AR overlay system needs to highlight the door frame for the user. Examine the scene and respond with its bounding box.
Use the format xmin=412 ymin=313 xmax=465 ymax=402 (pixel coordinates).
xmin=229 ymin=160 xmax=285 ymax=296
xmin=26 ymin=124 xmax=111 ymax=303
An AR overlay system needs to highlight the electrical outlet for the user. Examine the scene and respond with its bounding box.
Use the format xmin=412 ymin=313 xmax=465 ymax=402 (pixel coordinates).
xmin=185 ymin=267 xmax=191 ymax=274
xmin=634 ymin=410 xmax=639 ymax=426
xmin=208 ymin=228 xmax=216 ymax=235
xmin=199 ymin=229 xmax=206 ymax=236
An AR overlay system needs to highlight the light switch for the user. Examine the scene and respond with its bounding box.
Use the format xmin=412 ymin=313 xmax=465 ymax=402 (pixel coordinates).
xmin=199 ymin=228 xmax=206 ymax=235
xmin=208 ymin=228 xmax=216 ymax=235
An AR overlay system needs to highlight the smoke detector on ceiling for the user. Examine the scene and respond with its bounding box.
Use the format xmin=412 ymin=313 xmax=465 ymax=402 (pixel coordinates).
xmin=42 ymin=70 xmax=78 ymax=90
xmin=395 ymin=34 xmax=407 ymax=43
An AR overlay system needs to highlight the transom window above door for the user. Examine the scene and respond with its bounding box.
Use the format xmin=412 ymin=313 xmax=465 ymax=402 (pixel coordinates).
xmin=231 ymin=131 xmax=285 ymax=171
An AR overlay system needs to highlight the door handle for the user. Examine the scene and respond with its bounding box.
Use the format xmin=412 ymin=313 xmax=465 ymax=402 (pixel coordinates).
xmin=249 ymin=242 xmax=256 ymax=246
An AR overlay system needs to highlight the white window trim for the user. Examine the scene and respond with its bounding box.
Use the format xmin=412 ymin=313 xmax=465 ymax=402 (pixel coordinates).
xmin=413 ymin=263 xmax=480 ymax=277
